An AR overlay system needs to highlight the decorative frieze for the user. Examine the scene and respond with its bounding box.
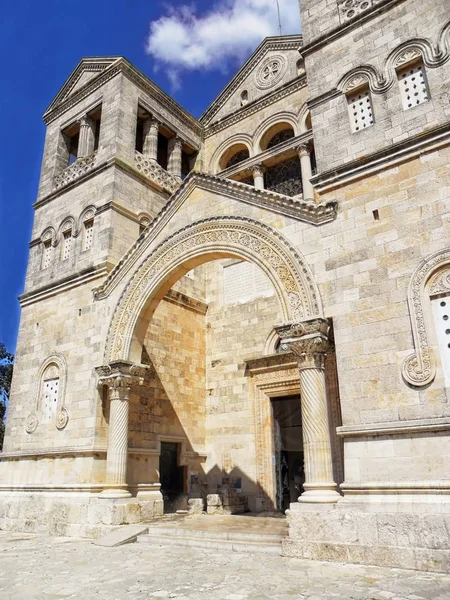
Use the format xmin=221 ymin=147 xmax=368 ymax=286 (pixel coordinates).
xmin=134 ymin=151 xmax=180 ymax=194
xmin=54 ymin=152 xmax=97 ymax=190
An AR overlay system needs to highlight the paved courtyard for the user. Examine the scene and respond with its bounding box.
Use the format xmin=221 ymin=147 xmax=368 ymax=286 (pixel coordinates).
xmin=0 ymin=531 xmax=449 ymax=599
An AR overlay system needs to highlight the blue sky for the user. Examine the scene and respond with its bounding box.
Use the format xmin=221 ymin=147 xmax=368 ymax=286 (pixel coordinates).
xmin=0 ymin=0 xmax=300 ymax=352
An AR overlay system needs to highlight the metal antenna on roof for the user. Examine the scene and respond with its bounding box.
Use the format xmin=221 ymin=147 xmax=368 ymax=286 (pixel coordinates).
xmin=275 ymin=0 xmax=283 ymax=36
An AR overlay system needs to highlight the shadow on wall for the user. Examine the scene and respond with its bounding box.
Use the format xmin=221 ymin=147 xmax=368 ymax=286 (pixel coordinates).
xmin=101 ymin=345 xmax=279 ymax=514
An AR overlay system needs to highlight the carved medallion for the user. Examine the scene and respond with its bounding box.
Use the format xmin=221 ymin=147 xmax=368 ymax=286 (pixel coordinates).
xmin=255 ymin=55 xmax=287 ymax=90
xmin=25 ymin=413 xmax=38 ymax=434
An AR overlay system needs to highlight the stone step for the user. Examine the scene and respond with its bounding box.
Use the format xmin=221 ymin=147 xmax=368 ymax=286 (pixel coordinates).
xmin=137 ymin=533 xmax=282 ymax=555
xmin=143 ymin=526 xmax=285 ymax=544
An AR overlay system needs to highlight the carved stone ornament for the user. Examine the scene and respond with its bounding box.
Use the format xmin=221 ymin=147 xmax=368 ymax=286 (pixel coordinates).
xmin=25 ymin=412 xmax=39 ymax=434
xmin=43 ymin=364 xmax=59 ymax=380
xmin=296 ymin=143 xmax=311 ymax=158
xmin=56 ymin=407 xmax=69 ymax=430
xmin=275 ymin=318 xmax=332 ymax=365
xmin=54 ymin=152 xmax=97 ymax=190
xmin=338 ymin=0 xmax=379 ymax=24
xmin=428 ymin=267 xmax=450 ymax=297
xmin=135 ymin=151 xmax=180 ymax=194
xmin=403 ymin=249 xmax=450 ymax=387
xmin=394 ymin=49 xmax=421 ymax=67
xmin=255 ymin=55 xmax=287 ymax=90
xmin=95 ymin=361 xmax=147 ymax=390
xmin=344 ymin=75 xmax=369 ymax=92
xmin=104 ymin=217 xmax=322 ymax=362
xmin=250 ymin=164 xmax=266 ymax=178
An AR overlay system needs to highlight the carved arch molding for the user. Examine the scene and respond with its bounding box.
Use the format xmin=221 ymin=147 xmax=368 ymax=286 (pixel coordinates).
xmin=104 ymin=217 xmax=323 ymax=362
xmin=403 ymin=248 xmax=450 ymax=387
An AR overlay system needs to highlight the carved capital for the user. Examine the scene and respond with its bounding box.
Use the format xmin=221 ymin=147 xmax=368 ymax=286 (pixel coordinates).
xmin=296 ymin=143 xmax=311 ymax=158
xmin=78 ymin=115 xmax=90 ymax=128
xmin=251 ymin=164 xmax=266 ymax=178
xmin=275 ymin=318 xmax=332 ymax=368
xmin=95 ymin=361 xmax=147 ymax=393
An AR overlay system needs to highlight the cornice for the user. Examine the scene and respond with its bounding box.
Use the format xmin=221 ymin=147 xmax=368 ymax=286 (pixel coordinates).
xmin=313 ymin=120 xmax=450 ymax=192
xmin=300 ymin=0 xmax=407 ymax=58
xmin=19 ymin=263 xmax=110 ymax=307
xmin=93 ymin=172 xmax=338 ymax=300
xmin=337 ymin=417 xmax=450 ymax=438
xmin=204 ymin=77 xmax=307 ymax=138
xmin=43 ymin=58 xmax=202 ymax=141
xmin=163 ymin=289 xmax=208 ymax=315
xmin=201 ymin=35 xmax=303 ymax=127
xmin=218 ymin=131 xmax=313 ymax=178
xmin=244 ymin=351 xmax=296 ymax=375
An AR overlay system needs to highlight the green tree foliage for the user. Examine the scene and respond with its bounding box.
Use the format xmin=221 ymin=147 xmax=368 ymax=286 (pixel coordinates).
xmin=0 ymin=342 xmax=14 ymax=451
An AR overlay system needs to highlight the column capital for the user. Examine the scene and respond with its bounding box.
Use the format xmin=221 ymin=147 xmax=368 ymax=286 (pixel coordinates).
xmin=95 ymin=361 xmax=147 ymax=390
xmin=78 ymin=114 xmax=90 ymax=127
xmin=251 ymin=164 xmax=266 ymax=177
xmin=173 ymin=136 xmax=183 ymax=150
xmin=295 ymin=142 xmax=312 ymax=157
xmin=275 ymin=318 xmax=333 ymax=363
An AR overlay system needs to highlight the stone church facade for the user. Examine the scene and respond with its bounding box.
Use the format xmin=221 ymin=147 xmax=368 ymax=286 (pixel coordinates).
xmin=1 ymin=0 xmax=450 ymax=572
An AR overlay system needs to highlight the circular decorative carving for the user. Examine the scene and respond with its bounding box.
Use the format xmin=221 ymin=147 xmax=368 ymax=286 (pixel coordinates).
xmin=43 ymin=364 xmax=58 ymax=380
xmin=56 ymin=407 xmax=69 ymax=430
xmin=25 ymin=413 xmax=38 ymax=434
xmin=255 ymin=55 xmax=287 ymax=90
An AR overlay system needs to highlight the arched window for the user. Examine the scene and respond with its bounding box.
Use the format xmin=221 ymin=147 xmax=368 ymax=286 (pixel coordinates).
xmin=240 ymin=90 xmax=249 ymax=106
xmin=219 ymin=144 xmax=250 ymax=170
xmin=25 ymin=354 xmax=69 ymax=433
xmin=259 ymin=123 xmax=295 ymax=152
xmin=266 ymin=128 xmax=295 ymax=149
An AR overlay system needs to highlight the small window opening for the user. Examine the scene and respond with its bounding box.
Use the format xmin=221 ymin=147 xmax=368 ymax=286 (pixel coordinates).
xmin=43 ymin=377 xmax=59 ymax=422
xmin=157 ymin=132 xmax=169 ymax=170
xmin=397 ymin=61 xmax=430 ymax=110
xmin=240 ymin=90 xmax=249 ymax=107
xmin=62 ymin=230 xmax=72 ymax=261
xmin=373 ymin=209 xmax=380 ymax=220
xmin=83 ymin=219 xmax=94 ymax=251
xmin=42 ymin=240 xmax=52 ymax=269
xmin=135 ymin=106 xmax=150 ymax=153
xmin=347 ymin=86 xmax=374 ymax=133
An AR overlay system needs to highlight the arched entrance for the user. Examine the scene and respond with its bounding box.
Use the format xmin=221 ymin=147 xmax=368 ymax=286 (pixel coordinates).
xmin=97 ymin=217 xmax=340 ymax=507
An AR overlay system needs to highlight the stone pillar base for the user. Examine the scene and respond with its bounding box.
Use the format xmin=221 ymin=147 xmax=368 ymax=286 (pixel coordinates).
xmin=99 ymin=486 xmax=132 ymax=499
xmin=299 ymin=483 xmax=341 ymax=504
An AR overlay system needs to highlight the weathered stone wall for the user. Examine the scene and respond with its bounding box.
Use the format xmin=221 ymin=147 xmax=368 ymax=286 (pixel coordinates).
xmin=303 ymin=0 xmax=450 ymax=172
xmin=204 ymin=259 xmax=283 ymax=509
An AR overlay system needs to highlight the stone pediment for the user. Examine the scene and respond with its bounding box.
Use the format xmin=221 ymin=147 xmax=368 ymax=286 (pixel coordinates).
xmin=201 ymin=35 xmax=303 ymax=127
xmin=94 ymin=171 xmax=336 ymax=300
xmin=44 ymin=57 xmax=121 ymax=117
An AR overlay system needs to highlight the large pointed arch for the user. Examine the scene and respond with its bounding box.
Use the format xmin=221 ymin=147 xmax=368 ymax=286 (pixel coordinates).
xmin=104 ymin=216 xmax=323 ymax=363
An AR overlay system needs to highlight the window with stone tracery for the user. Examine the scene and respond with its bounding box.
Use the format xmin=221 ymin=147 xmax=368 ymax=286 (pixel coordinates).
xmin=347 ymin=87 xmax=374 ymax=133
xmin=265 ymin=157 xmax=302 ymax=197
xmin=397 ymin=62 xmax=430 ymax=110
xmin=62 ymin=230 xmax=72 ymax=260
xmin=42 ymin=240 xmax=52 ymax=269
xmin=226 ymin=149 xmax=249 ymax=168
xmin=83 ymin=219 xmax=94 ymax=251
xmin=266 ymin=128 xmax=295 ymax=149
xmin=431 ymin=295 xmax=450 ymax=387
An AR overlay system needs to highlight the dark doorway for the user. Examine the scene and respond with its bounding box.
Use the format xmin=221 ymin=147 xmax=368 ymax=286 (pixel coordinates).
xmin=271 ymin=395 xmax=304 ymax=512
xmin=159 ymin=442 xmax=185 ymax=513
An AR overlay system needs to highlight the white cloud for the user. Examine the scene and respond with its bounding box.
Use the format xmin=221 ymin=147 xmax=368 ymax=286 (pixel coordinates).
xmin=146 ymin=0 xmax=301 ymax=84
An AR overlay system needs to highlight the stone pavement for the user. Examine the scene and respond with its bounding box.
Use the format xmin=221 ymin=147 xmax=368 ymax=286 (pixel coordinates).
xmin=0 ymin=531 xmax=449 ymax=600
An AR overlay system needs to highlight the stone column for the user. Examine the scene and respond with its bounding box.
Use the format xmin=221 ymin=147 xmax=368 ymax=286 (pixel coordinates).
xmin=167 ymin=136 xmax=183 ymax=178
xmin=143 ymin=118 xmax=159 ymax=161
xmin=95 ymin=362 xmax=145 ymax=499
xmin=251 ymin=164 xmax=266 ymax=190
xmin=276 ymin=319 xmax=340 ymax=504
xmin=297 ymin=143 xmax=314 ymax=201
xmin=77 ymin=115 xmax=94 ymax=159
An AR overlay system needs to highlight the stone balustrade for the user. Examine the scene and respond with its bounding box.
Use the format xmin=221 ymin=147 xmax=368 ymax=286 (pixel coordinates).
xmin=134 ymin=151 xmax=180 ymax=194
xmin=54 ymin=152 xmax=97 ymax=190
